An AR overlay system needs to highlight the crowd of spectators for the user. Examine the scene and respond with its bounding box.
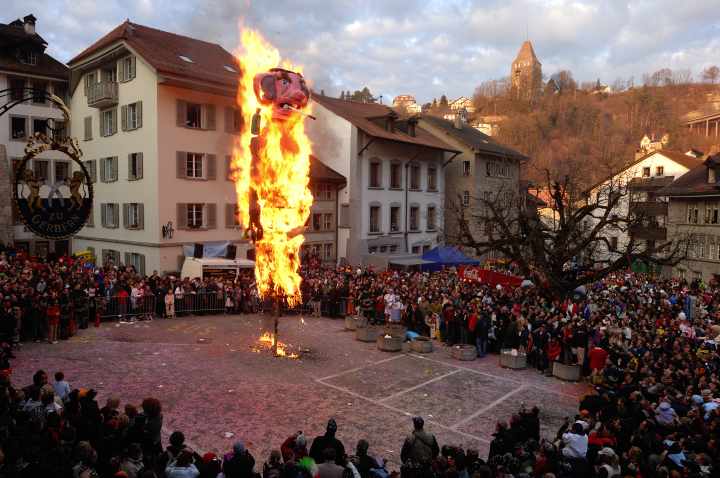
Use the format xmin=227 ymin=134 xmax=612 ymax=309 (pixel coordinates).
xmin=2 ymin=247 xmax=720 ymax=475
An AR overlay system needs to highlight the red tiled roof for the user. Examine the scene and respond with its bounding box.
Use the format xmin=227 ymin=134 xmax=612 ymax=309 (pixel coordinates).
xmin=312 ymin=94 xmax=460 ymax=153
xmin=0 ymin=20 xmax=68 ymax=81
xmin=309 ymin=155 xmax=345 ymax=183
xmin=68 ymin=21 xmax=239 ymax=88
xmin=659 ymin=154 xmax=720 ymax=197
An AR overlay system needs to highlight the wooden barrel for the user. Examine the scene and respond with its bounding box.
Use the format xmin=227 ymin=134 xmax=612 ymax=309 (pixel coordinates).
xmin=500 ymin=349 xmax=527 ymax=369
xmin=377 ymin=335 xmax=403 ymax=352
xmin=410 ymin=337 xmax=433 ymax=353
xmin=451 ymin=344 xmax=477 ymax=361
xmin=356 ymin=325 xmax=381 ymax=342
xmin=552 ymin=361 xmax=581 ymax=381
xmin=384 ymin=324 xmax=407 ymax=338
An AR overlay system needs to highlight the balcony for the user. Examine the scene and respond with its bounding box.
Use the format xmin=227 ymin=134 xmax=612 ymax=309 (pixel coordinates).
xmin=87 ymin=81 xmax=118 ymax=108
xmin=630 ymin=201 xmax=668 ymax=216
xmin=630 ymin=225 xmax=667 ymax=241
xmin=628 ymin=176 xmax=675 ymax=191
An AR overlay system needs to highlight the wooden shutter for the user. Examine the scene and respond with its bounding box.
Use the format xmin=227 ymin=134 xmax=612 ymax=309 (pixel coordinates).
xmin=205 ymin=104 xmax=216 ymax=130
xmin=113 ymin=204 xmax=120 ymax=227
xmin=206 ymin=154 xmax=217 ymax=180
xmin=176 ymin=100 xmax=186 ymax=127
xmin=118 ymin=59 xmax=125 ymax=82
xmin=90 ymin=160 xmax=97 ymax=183
xmin=87 ymin=207 xmax=94 ymax=227
xmin=111 ymin=108 xmax=118 ymax=134
xmin=101 ymin=204 xmax=107 ymax=227
xmin=121 ymin=105 xmax=128 ymax=131
xmin=226 ymin=155 xmax=233 ymax=181
xmin=176 ymin=203 xmax=187 ymax=229
xmin=225 ymin=107 xmax=232 ymax=133
xmin=112 ymin=156 xmax=118 ymax=181
xmin=138 ymin=254 xmax=145 ymax=276
xmin=129 ymin=56 xmax=136 ymax=80
xmin=99 ymin=158 xmax=106 ymax=182
xmin=84 ymin=116 xmax=92 ymax=140
xmin=176 ymin=151 xmax=187 ymax=178
xmin=127 ymin=154 xmax=133 ymax=180
xmin=123 ymin=203 xmax=129 ymax=228
xmin=138 ymin=203 xmax=144 ymax=230
xmin=225 ymin=203 xmax=234 ymax=228
xmin=136 ymin=152 xmax=143 ymax=179
xmin=124 ymin=252 xmax=131 ymax=267
xmin=136 ymin=101 xmax=142 ymax=128
xmin=207 ymin=203 xmax=217 ymax=229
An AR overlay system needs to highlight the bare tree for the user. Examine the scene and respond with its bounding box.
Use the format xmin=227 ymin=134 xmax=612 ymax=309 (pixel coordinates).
xmin=703 ymin=66 xmax=720 ymax=84
xmin=446 ymin=171 xmax=688 ymax=297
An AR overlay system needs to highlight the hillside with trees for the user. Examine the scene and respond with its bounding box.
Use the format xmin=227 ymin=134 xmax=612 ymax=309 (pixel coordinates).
xmin=464 ymin=67 xmax=720 ymax=186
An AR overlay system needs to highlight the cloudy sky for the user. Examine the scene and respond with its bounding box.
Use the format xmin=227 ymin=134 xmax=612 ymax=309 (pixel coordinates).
xmin=7 ymin=0 xmax=720 ymax=103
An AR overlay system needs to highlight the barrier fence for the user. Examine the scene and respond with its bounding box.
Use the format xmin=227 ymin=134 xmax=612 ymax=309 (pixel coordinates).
xmin=98 ymin=292 xmax=353 ymax=321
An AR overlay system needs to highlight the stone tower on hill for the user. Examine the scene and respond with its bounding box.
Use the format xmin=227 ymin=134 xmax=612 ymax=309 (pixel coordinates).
xmin=511 ymin=40 xmax=542 ymax=102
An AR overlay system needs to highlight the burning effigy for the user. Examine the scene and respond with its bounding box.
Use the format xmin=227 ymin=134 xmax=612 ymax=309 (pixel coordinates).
xmin=233 ymin=29 xmax=314 ymax=357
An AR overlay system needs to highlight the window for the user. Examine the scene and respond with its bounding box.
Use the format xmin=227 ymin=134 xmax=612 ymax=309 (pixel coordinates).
xmin=20 ymin=50 xmax=37 ymax=65
xmin=380 ymin=246 xmax=388 ymax=253
xmin=52 ymin=120 xmax=66 ymax=139
xmin=323 ymin=243 xmax=333 ymax=261
xmin=388 ymin=163 xmax=401 ymax=189
xmin=390 ymin=206 xmax=400 ymax=232
xmin=101 ymin=203 xmax=119 ymax=228
xmin=32 ymin=81 xmax=47 ymax=103
xmin=610 ymin=236 xmax=618 ymax=250
xmin=54 ymin=162 xmax=69 ymax=182
xmin=315 ymin=183 xmax=333 ymax=200
xmin=312 ymin=213 xmax=322 ymax=231
xmin=713 ymin=206 xmax=719 ymax=225
xmin=84 ymin=116 xmax=92 ymax=141
xmin=101 ymin=108 xmax=117 ymax=137
xmin=122 ymin=102 xmax=142 ymax=130
xmin=119 ymin=56 xmax=136 ymax=82
xmin=462 ymin=190 xmax=470 ymax=207
xmin=389 ymin=245 xmax=398 ymax=253
xmin=84 ymin=160 xmax=97 ymax=184
xmin=101 ymin=67 xmax=116 ymax=83
xmin=53 ymin=83 xmax=67 ymax=105
xmin=698 ymin=241 xmax=705 ymax=259
xmin=128 ymin=153 xmax=143 ymax=180
xmin=463 ymin=161 xmax=471 ymax=176
xmin=179 ymin=55 xmax=194 ymax=63
xmin=100 ymin=157 xmax=118 ymax=182
xmin=226 ymin=107 xmax=242 ymax=133
xmin=369 ymin=161 xmax=381 ymax=188
xmin=368 ymin=246 xmax=378 ymax=254
xmin=427 ymin=206 xmax=436 ymax=230
xmin=688 ymin=206 xmax=699 ymax=224
xmin=186 ymin=153 xmax=204 ymax=178
xmin=33 ymin=118 xmax=47 ymax=136
xmin=369 ymin=206 xmax=381 ymax=233
xmin=410 ymin=206 xmax=419 ymax=231
xmin=9 ymin=78 xmax=24 ymax=101
xmin=411 ymin=246 xmax=421 ymax=254
xmin=124 ymin=203 xmax=144 ymax=229
xmin=33 ymin=160 xmax=49 ymax=182
xmin=102 ymin=249 xmax=121 ymax=266
xmin=10 ymin=116 xmax=27 ymax=140
xmin=84 ymin=72 xmax=96 ymax=96
xmin=126 ymin=253 xmax=146 ymax=276
xmin=186 ymin=102 xmax=202 ymax=128
xmin=642 ymin=167 xmax=651 ymax=178
xmin=656 ymin=166 xmax=664 ymax=176
xmin=427 ymin=167 xmax=437 ymax=191
xmin=410 ymin=164 xmax=421 ymax=190
xmin=323 ymin=213 xmax=333 ymax=230
xmin=188 ymin=203 xmax=204 ymax=228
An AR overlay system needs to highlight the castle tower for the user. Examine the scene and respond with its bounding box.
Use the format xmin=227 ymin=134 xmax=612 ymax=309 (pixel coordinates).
xmin=511 ymin=40 xmax=542 ymax=102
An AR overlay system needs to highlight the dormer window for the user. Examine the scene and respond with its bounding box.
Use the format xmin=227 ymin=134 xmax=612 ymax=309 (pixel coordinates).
xmin=223 ymin=65 xmax=237 ymax=73
xmin=18 ymin=50 xmax=37 ymax=65
xmin=179 ymin=55 xmax=193 ymax=63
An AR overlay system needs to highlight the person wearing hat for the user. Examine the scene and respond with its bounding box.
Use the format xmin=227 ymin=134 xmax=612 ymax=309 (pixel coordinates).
xmin=400 ymin=416 xmax=439 ymax=477
xmin=223 ymin=441 xmax=256 ymax=478
xmin=310 ymin=419 xmax=345 ymax=465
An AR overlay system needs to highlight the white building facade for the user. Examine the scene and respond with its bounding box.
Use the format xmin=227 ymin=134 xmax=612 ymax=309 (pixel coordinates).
xmin=67 ymin=21 xmax=247 ymax=274
xmin=307 ymin=95 xmax=459 ymax=265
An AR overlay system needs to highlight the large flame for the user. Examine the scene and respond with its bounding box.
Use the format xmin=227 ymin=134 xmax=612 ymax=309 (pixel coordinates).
xmin=233 ymin=29 xmax=313 ymax=306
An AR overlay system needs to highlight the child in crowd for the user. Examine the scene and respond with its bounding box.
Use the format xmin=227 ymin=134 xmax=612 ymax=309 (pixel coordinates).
xmin=53 ymin=371 xmax=71 ymax=402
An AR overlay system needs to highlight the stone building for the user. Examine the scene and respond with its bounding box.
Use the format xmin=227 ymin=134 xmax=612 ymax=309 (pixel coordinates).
xmin=510 ymin=40 xmax=542 ymax=102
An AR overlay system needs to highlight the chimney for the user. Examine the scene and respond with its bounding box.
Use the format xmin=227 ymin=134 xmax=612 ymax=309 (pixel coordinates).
xmin=23 ymin=14 xmax=36 ymax=35
xmin=407 ymin=117 xmax=418 ymax=137
xmin=453 ymin=114 xmax=463 ymax=130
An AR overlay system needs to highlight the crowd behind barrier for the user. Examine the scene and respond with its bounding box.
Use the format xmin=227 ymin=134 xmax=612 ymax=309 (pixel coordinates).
xmin=2 ymin=248 xmax=720 ymax=475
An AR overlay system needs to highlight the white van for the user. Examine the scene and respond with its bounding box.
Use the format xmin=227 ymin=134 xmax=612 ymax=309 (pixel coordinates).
xmin=180 ymin=257 xmax=255 ymax=281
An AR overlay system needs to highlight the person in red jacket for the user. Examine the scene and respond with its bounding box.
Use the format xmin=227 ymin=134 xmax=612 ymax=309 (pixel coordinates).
xmin=588 ymin=345 xmax=609 ymax=377
xmin=47 ymin=295 xmax=60 ymax=344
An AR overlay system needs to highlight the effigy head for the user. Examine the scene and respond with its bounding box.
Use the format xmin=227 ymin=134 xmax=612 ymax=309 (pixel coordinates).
xmin=253 ymin=68 xmax=310 ymax=121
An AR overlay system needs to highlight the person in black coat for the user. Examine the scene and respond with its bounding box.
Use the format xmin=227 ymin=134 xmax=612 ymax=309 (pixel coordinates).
xmin=309 ymin=419 xmax=345 ymax=465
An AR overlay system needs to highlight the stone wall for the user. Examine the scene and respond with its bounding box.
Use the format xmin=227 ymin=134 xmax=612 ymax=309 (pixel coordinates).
xmin=0 ymin=145 xmax=13 ymax=247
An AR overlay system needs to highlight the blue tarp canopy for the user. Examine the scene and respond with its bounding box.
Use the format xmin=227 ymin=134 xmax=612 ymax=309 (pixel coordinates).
xmin=420 ymin=246 xmax=480 ymax=271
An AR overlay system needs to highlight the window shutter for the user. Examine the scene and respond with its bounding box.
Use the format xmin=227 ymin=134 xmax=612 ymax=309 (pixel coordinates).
xmin=111 ymin=108 xmax=118 ymax=134
xmin=129 ymin=56 xmax=136 ymax=80
xmin=176 ymin=100 xmax=186 ymax=127
xmin=136 ymin=101 xmax=142 ymax=128
xmin=138 ymin=203 xmax=144 ymax=230
xmin=118 ymin=59 xmax=125 ymax=82
xmin=84 ymin=116 xmax=92 ymax=140
xmin=123 ymin=203 xmax=129 ymax=229
xmin=139 ymin=254 xmax=145 ymax=276
xmin=87 ymin=207 xmax=94 ymax=227
xmin=121 ymin=105 xmax=128 ymax=131
xmin=124 ymin=252 xmax=131 ymax=267
xmin=90 ymin=160 xmax=97 ymax=183
xmin=225 ymin=107 xmax=232 ymax=133
xmin=176 ymin=203 xmax=187 ymax=229
xmin=225 ymin=203 xmax=234 ymax=228
xmin=101 ymin=204 xmax=107 ymax=227
xmin=206 ymin=154 xmax=217 ymax=180
xmin=112 ymin=156 xmax=118 ymax=181
xmin=176 ymin=151 xmax=187 ymax=178
xmin=137 ymin=153 xmax=143 ymax=179
xmin=205 ymin=104 xmax=216 ymax=130
xmin=226 ymin=155 xmax=233 ymax=181
xmin=100 ymin=158 xmax=106 ymax=182
xmin=113 ymin=204 xmax=120 ymax=227
xmin=207 ymin=203 xmax=217 ymax=229
xmin=127 ymin=154 xmax=133 ymax=180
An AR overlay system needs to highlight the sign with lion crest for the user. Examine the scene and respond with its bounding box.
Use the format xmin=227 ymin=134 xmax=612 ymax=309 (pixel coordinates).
xmin=13 ymin=133 xmax=93 ymax=239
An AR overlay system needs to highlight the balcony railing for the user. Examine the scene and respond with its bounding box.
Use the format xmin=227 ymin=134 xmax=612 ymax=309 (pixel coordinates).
xmin=87 ymin=81 xmax=118 ymax=108
xmin=630 ymin=201 xmax=668 ymax=216
xmin=630 ymin=225 xmax=667 ymax=241
xmin=628 ymin=176 xmax=675 ymax=191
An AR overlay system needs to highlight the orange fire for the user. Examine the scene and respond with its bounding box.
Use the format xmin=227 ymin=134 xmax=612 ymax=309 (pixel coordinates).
xmin=232 ymin=29 xmax=313 ymax=307
xmin=258 ymin=332 xmax=298 ymax=358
